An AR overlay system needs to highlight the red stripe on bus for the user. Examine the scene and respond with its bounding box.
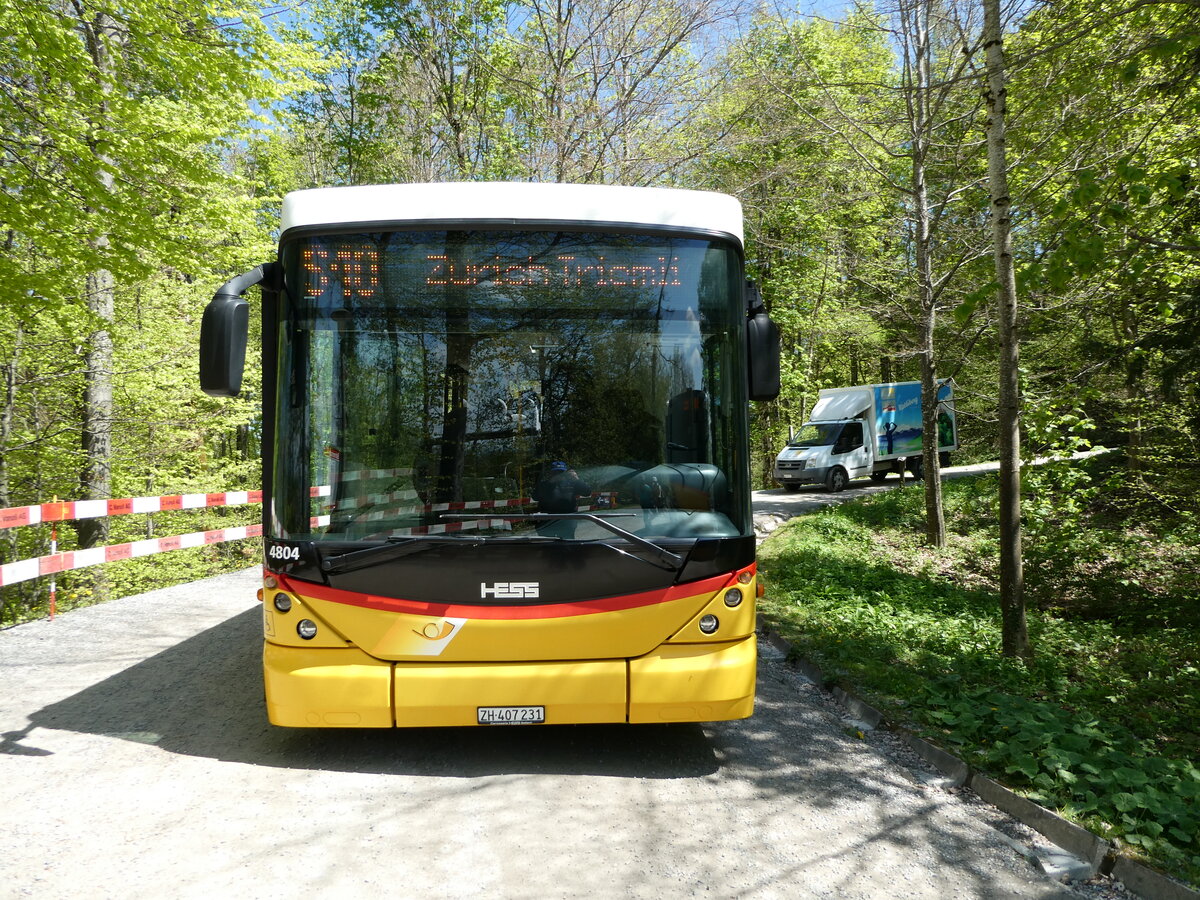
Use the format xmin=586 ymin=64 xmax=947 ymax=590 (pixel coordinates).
xmin=277 ymin=570 xmax=739 ymax=621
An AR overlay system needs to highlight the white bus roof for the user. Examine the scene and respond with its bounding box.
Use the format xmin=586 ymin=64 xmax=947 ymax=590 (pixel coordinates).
xmin=280 ymin=182 xmax=743 ymax=246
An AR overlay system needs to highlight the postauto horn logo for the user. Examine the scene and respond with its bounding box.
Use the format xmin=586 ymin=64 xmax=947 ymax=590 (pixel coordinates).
xmin=413 ymin=621 xmax=456 ymax=641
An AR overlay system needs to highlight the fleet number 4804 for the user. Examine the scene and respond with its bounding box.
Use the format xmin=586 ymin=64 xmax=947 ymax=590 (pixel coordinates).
xmin=267 ymin=544 xmax=301 ymax=562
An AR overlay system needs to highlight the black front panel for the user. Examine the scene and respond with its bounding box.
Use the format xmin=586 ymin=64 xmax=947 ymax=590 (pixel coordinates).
xmin=269 ymin=536 xmax=755 ymax=606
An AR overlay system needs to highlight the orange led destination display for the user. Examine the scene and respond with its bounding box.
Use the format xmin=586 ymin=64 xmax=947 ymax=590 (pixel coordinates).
xmin=426 ymin=255 xmax=683 ymax=288
xmin=301 ymin=246 xmax=685 ymax=298
xmin=302 ymin=247 xmax=380 ymax=298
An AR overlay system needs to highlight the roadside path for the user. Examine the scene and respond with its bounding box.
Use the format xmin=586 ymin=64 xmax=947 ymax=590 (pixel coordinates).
xmin=751 ymin=454 xmax=1090 ymax=538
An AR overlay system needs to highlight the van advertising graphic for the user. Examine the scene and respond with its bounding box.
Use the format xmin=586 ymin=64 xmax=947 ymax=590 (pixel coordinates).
xmin=874 ymin=382 xmax=955 ymax=458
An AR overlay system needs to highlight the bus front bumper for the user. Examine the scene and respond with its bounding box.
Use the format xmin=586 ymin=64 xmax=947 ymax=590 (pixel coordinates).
xmin=263 ymin=637 xmax=757 ymax=727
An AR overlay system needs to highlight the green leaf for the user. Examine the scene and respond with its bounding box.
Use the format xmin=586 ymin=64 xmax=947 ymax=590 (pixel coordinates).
xmin=954 ymin=282 xmax=998 ymax=325
xmin=1112 ymin=793 xmax=1138 ymax=813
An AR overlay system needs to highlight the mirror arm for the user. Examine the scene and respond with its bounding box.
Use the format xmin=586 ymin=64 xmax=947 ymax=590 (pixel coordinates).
xmin=745 ymin=279 xmax=766 ymax=316
xmin=214 ymin=262 xmax=281 ymax=302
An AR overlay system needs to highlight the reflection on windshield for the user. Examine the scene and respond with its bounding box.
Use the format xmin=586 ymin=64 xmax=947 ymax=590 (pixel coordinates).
xmin=789 ymin=424 xmax=843 ymax=448
xmin=272 ymin=229 xmax=749 ymax=543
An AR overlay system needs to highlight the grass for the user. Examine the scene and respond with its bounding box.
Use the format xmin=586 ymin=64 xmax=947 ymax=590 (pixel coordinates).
xmin=756 ymin=459 xmax=1200 ymax=886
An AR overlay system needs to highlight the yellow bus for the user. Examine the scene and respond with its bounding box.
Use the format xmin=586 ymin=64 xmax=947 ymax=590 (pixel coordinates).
xmin=200 ymin=182 xmax=780 ymax=727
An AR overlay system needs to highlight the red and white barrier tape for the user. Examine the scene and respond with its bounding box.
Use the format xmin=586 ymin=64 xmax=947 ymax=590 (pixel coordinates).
xmin=398 ymin=497 xmax=532 ymax=513
xmin=0 ymin=482 xmax=617 ymax=589
xmin=323 ymin=497 xmax=534 ymax=524
xmin=0 ymin=468 xmax=421 ymax=528
xmin=0 ymin=491 xmax=263 ymax=530
xmin=0 ymin=523 xmax=264 ymax=588
xmin=371 ymin=518 xmax=515 ymax=538
xmin=318 ymin=487 xmax=420 ymax=508
xmin=335 ymin=467 xmax=414 ymax=483
xmin=343 ymin=499 xmax=613 ymax=537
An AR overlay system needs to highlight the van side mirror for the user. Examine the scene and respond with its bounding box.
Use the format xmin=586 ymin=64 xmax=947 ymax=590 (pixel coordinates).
xmin=199 ymin=263 xmax=279 ymax=397
xmin=745 ymin=281 xmax=781 ymax=401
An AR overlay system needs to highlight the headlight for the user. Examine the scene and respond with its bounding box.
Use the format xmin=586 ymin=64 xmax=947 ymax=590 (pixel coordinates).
xmin=273 ymin=593 xmax=293 ymax=613
xmin=698 ymin=615 xmax=719 ymax=635
xmin=297 ymin=619 xmax=318 ymax=640
xmin=724 ymin=588 xmax=743 ymax=608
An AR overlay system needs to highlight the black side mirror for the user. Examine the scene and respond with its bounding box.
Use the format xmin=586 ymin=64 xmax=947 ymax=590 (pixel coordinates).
xmin=199 ymin=263 xmax=279 ymax=397
xmin=745 ymin=281 xmax=781 ymax=401
xmin=200 ymin=296 xmax=250 ymax=396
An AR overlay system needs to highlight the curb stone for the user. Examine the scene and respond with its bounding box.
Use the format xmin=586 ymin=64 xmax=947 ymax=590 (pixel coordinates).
xmin=969 ymin=774 xmax=1108 ymax=874
xmin=755 ymin=619 xmax=1200 ymax=899
xmin=990 ymin=830 xmax=1099 ymax=883
xmin=905 ymin=734 xmax=970 ymax=788
xmin=1112 ymin=857 xmax=1200 ymax=900
xmin=830 ymin=686 xmax=884 ymax=730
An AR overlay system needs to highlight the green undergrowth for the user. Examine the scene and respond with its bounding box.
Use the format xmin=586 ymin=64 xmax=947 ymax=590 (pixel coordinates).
xmin=757 ymin=465 xmax=1200 ymax=885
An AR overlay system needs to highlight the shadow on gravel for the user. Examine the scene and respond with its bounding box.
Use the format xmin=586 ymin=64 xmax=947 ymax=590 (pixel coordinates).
xmin=18 ymin=605 xmax=1074 ymax=899
xmin=27 ymin=606 xmax=719 ymax=779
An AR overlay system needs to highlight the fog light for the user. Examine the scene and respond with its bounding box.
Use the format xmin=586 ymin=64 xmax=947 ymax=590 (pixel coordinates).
xmin=274 ymin=593 xmax=293 ymax=613
xmin=724 ymin=588 xmax=743 ymax=608
xmin=297 ymin=619 xmax=318 ymax=640
xmin=737 ymin=571 xmax=753 ymax=585
xmin=698 ymin=614 xmax=719 ymax=635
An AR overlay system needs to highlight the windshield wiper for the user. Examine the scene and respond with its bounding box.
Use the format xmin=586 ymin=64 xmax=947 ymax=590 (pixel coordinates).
xmin=443 ymin=512 xmax=685 ymax=572
xmin=319 ymin=532 xmax=569 ymax=575
xmin=319 ymin=536 xmax=461 ymax=575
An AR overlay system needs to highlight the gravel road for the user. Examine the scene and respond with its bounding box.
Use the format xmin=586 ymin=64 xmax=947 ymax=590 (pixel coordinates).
xmin=0 ymin=566 xmax=1100 ymax=899
xmin=750 ymin=459 xmax=1017 ymax=538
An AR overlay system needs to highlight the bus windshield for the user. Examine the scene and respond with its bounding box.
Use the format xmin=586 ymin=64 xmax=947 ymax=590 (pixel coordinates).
xmin=272 ymin=229 xmax=750 ymax=544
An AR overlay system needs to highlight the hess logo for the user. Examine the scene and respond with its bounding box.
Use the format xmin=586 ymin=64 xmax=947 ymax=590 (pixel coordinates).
xmin=480 ymin=582 xmax=539 ymax=600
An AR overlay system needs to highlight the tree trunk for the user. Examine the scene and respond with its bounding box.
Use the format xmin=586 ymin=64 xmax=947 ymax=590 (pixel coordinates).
xmin=76 ymin=9 xmax=119 ymax=603
xmin=0 ymin=327 xmax=17 ymax=622
xmin=79 ymin=266 xmax=114 ymax=554
xmin=983 ymin=0 xmax=1032 ymax=660
xmin=435 ymin=237 xmax=472 ymax=503
xmin=909 ymin=0 xmax=946 ymax=547
xmin=0 ymin=324 xmax=19 ymax=518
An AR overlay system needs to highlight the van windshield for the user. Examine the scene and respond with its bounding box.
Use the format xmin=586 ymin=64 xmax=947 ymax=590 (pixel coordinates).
xmin=788 ymin=423 xmax=844 ymax=448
